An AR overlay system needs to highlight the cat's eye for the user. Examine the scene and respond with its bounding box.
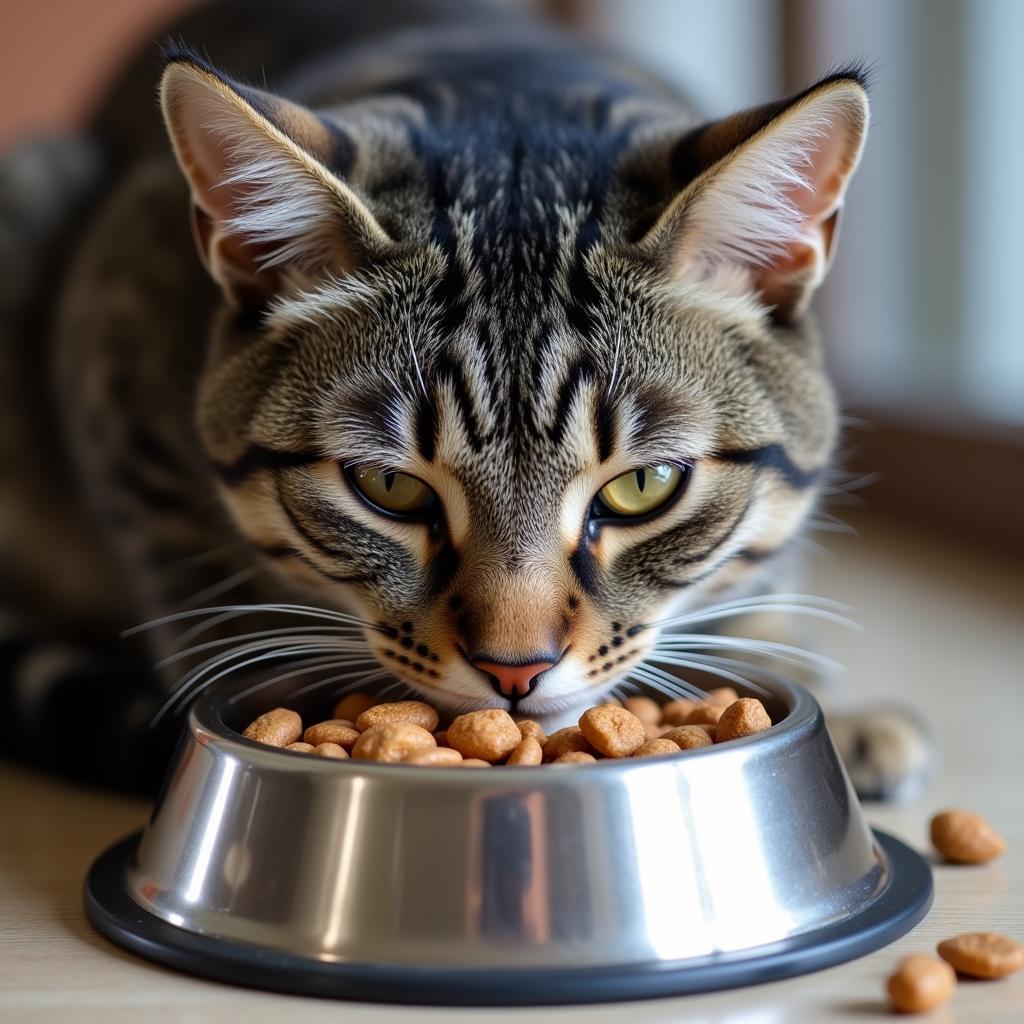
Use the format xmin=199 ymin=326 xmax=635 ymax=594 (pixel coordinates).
xmin=596 ymin=464 xmax=686 ymax=518
xmin=350 ymin=465 xmax=435 ymax=515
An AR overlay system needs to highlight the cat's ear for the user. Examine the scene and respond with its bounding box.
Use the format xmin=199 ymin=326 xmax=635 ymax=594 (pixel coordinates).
xmin=160 ymin=53 xmax=393 ymax=306
xmin=640 ymin=72 xmax=869 ymax=322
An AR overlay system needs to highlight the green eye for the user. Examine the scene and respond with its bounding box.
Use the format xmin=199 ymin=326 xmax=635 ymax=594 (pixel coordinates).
xmin=597 ymin=464 xmax=685 ymax=517
xmin=350 ymin=465 xmax=435 ymax=515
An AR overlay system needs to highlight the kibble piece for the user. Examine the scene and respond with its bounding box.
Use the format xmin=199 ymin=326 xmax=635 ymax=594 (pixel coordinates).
xmin=661 ymin=699 xmax=695 ymax=726
xmin=633 ymin=738 xmax=679 ymax=758
xmin=554 ymin=751 xmax=597 ymax=764
xmin=351 ymin=722 xmax=436 ymax=763
xmin=516 ymin=719 xmax=547 ymax=745
xmin=242 ymin=707 xmax=302 ymax=748
xmin=662 ymin=725 xmax=714 ymax=750
xmin=715 ymin=698 xmax=772 ymax=741
xmin=303 ymin=719 xmax=361 ymax=751
xmin=930 ymin=810 xmax=1006 ymax=865
xmin=579 ymin=705 xmax=645 ymax=758
xmin=447 ymin=709 xmax=522 ymax=763
xmin=314 ymin=742 xmax=348 ymax=759
xmin=887 ymin=954 xmax=955 ymax=1013
xmin=623 ymin=696 xmax=661 ymax=724
xmin=542 ymin=726 xmax=595 ymax=762
xmin=404 ymin=747 xmax=464 ymax=766
xmin=433 ymin=730 xmax=449 ymax=747
xmin=332 ymin=692 xmax=376 ymax=722
xmin=706 ymin=686 xmax=740 ymax=706
xmin=285 ymin=742 xmax=315 ymax=754
xmin=686 ymin=701 xmax=726 ymax=727
xmin=506 ymin=737 xmax=543 ymax=766
xmin=356 ymin=700 xmax=439 ymax=734
xmin=937 ymin=933 xmax=1024 ymax=979
xmin=643 ymin=722 xmax=669 ymax=740
xmin=459 ymin=758 xmax=492 ymax=767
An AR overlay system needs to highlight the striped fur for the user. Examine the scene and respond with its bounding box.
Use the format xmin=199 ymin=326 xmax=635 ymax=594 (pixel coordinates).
xmin=1 ymin=4 xmax=904 ymax=791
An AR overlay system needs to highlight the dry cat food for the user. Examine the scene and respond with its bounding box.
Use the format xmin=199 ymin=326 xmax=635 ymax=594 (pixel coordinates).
xmin=930 ymin=809 xmax=1006 ymax=864
xmin=936 ymin=932 xmax=1024 ymax=980
xmin=239 ymin=686 xmax=774 ymax=766
xmin=886 ymin=954 xmax=956 ymax=1014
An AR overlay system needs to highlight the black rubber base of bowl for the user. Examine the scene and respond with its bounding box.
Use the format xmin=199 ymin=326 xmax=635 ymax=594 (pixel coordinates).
xmin=84 ymin=829 xmax=931 ymax=1006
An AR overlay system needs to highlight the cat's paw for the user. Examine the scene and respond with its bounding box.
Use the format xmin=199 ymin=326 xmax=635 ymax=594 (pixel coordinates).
xmin=826 ymin=705 xmax=933 ymax=802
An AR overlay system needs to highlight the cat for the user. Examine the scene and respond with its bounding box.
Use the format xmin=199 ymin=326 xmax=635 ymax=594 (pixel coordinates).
xmin=0 ymin=0 xmax=928 ymax=796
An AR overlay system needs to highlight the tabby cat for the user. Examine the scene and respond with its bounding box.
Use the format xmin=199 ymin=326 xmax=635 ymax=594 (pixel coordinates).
xmin=0 ymin=0 xmax=928 ymax=795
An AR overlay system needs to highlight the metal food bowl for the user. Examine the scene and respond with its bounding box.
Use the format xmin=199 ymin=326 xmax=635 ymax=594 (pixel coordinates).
xmin=84 ymin=674 xmax=931 ymax=1005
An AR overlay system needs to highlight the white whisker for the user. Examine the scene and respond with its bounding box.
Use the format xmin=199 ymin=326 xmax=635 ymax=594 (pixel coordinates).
xmin=651 ymin=633 xmax=840 ymax=671
xmin=653 ymin=598 xmax=859 ymax=632
xmin=156 ymin=625 xmax=367 ymax=669
xmin=124 ymin=602 xmax=374 ymax=638
xmin=642 ymin=655 xmax=770 ymax=696
xmin=174 ymin=565 xmax=264 ymax=611
xmin=288 ymin=667 xmax=392 ymax=702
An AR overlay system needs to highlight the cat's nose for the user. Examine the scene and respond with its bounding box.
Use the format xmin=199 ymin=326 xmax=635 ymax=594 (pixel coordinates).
xmin=471 ymin=657 xmax=558 ymax=698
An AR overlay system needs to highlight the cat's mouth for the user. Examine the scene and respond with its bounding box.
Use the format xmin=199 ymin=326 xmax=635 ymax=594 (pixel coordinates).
xmin=365 ymin=641 xmax=624 ymax=727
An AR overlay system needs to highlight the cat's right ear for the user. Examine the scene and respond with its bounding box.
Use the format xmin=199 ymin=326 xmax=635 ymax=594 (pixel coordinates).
xmin=160 ymin=53 xmax=393 ymax=307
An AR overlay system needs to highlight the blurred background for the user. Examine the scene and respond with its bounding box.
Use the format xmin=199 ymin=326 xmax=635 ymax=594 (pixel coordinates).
xmin=2 ymin=0 xmax=1022 ymax=560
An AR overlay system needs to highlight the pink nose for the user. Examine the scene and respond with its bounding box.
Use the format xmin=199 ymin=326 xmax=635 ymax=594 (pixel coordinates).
xmin=472 ymin=659 xmax=555 ymax=697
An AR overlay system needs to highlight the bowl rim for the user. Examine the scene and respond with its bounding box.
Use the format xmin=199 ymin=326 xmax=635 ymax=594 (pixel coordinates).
xmin=187 ymin=671 xmax=821 ymax=784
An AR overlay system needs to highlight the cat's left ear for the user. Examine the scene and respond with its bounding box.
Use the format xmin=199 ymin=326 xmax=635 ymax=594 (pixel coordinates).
xmin=160 ymin=53 xmax=393 ymax=307
xmin=640 ymin=72 xmax=869 ymax=322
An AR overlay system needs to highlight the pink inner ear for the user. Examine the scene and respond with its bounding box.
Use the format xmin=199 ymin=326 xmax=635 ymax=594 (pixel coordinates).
xmin=753 ymin=114 xmax=861 ymax=316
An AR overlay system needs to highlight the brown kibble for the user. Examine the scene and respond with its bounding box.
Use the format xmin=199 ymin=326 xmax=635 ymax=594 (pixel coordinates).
xmin=623 ymin=696 xmax=661 ymax=724
xmin=313 ymin=742 xmax=348 ymax=759
xmin=459 ymin=758 xmax=492 ymax=767
xmin=715 ymin=698 xmax=771 ymax=741
xmin=705 ymin=686 xmax=740 ymax=706
xmin=303 ymin=719 xmax=361 ymax=750
xmin=686 ymin=701 xmax=726 ymax=727
xmin=643 ymin=722 xmax=669 ymax=739
xmin=351 ymin=722 xmax=436 ymax=763
xmin=447 ymin=708 xmax=522 ymax=763
xmin=285 ymin=742 xmax=315 ymax=754
xmin=930 ymin=810 xmax=1006 ymax=865
xmin=662 ymin=725 xmax=714 ymax=750
xmin=404 ymin=747 xmax=464 ymax=766
xmin=887 ymin=954 xmax=955 ymax=1013
xmin=554 ymin=751 xmax=597 ymax=764
xmin=937 ymin=933 xmax=1024 ymax=979
xmin=242 ymin=707 xmax=302 ymax=748
xmin=661 ymin=699 xmax=695 ymax=726
xmin=356 ymin=700 xmax=439 ymax=733
xmin=579 ymin=705 xmax=645 ymax=758
xmin=332 ymin=692 xmax=376 ymax=722
xmin=433 ymin=730 xmax=449 ymax=747
xmin=542 ymin=726 xmax=595 ymax=762
xmin=516 ymin=719 xmax=547 ymax=746
xmin=633 ymin=738 xmax=679 ymax=758
xmin=506 ymin=737 xmax=544 ymax=766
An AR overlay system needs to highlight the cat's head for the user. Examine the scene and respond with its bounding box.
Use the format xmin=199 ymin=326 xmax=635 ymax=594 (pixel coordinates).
xmin=160 ymin=50 xmax=867 ymax=717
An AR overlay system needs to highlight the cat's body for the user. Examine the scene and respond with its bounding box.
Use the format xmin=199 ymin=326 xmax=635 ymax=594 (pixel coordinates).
xmin=1 ymin=0 xmax=927 ymax=795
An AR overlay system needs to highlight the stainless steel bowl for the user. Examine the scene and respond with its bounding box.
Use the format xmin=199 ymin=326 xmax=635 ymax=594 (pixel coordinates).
xmin=85 ymin=675 xmax=931 ymax=1005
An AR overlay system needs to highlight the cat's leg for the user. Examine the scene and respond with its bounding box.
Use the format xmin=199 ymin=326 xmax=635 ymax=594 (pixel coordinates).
xmin=0 ymin=137 xmax=179 ymax=789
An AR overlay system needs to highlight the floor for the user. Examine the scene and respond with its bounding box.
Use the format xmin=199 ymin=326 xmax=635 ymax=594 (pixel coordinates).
xmin=1 ymin=514 xmax=1022 ymax=1022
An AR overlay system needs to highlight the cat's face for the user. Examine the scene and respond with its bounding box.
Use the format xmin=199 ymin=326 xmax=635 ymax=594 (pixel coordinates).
xmin=162 ymin=54 xmax=867 ymax=717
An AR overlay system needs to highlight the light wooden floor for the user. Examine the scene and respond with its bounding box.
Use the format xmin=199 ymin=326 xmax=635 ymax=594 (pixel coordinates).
xmin=1 ymin=515 xmax=1022 ymax=1022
